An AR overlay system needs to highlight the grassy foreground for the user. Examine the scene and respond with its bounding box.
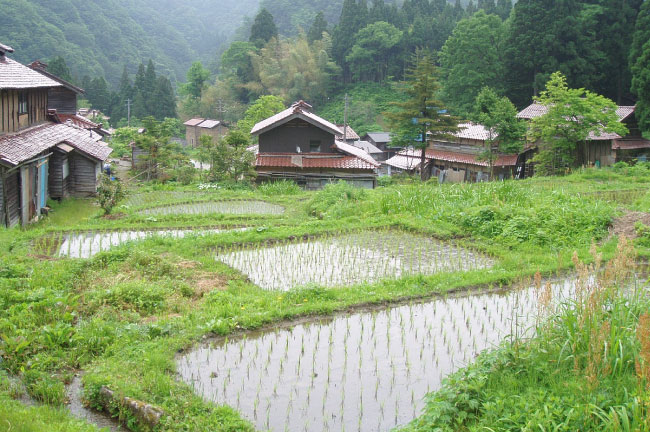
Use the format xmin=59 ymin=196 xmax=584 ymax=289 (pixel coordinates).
xmin=0 ymin=165 xmax=649 ymax=431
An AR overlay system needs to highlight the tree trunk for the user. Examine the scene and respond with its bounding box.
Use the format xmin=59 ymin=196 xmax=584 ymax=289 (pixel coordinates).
xmin=420 ymin=147 xmax=427 ymax=181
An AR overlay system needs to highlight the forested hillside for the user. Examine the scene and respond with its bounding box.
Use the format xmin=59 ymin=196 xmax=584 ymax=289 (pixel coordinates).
xmin=0 ymin=0 xmax=259 ymax=85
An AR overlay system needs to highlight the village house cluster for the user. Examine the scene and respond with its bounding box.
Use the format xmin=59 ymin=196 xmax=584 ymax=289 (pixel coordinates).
xmin=0 ymin=42 xmax=112 ymax=227
xmin=239 ymin=99 xmax=650 ymax=189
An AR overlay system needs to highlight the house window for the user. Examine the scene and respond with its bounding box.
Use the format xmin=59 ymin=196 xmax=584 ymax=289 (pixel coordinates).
xmin=309 ymin=140 xmax=321 ymax=152
xmin=18 ymin=92 xmax=28 ymax=115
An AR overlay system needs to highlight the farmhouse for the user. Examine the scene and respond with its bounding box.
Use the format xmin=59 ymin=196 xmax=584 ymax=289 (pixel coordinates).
xmin=251 ymin=101 xmax=379 ymax=189
xmin=517 ymin=102 xmax=650 ymax=172
xmin=0 ymin=42 xmax=112 ymax=227
xmin=184 ymin=117 xmax=228 ymax=147
xmin=385 ymin=123 xmax=518 ymax=182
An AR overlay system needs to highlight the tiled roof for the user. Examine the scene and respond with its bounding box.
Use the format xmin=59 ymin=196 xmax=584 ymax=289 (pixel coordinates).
xmin=336 ymin=125 xmax=360 ymax=141
xmin=394 ymin=148 xmax=518 ymax=168
xmin=454 ymin=123 xmax=496 ymax=140
xmin=333 ymin=140 xmax=380 ymax=167
xmin=588 ymin=131 xmax=623 ymax=141
xmin=183 ymin=118 xmax=205 ymax=126
xmin=365 ymin=132 xmax=391 ymax=143
xmin=612 ymin=139 xmax=650 ymax=150
xmin=0 ymin=42 xmax=14 ymax=54
xmin=28 ymin=62 xmax=85 ymax=94
xmin=56 ymin=113 xmax=100 ymax=129
xmin=251 ymin=101 xmax=342 ymax=136
xmin=0 ymin=56 xmax=62 ymax=90
xmin=256 ymin=153 xmax=377 ymax=170
xmin=0 ymin=122 xmax=112 ymax=166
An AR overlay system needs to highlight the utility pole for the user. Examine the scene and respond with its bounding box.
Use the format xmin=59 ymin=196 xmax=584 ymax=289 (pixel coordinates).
xmin=216 ymin=99 xmax=227 ymax=123
xmin=343 ymin=93 xmax=349 ymax=141
xmin=126 ymin=99 xmax=131 ymax=127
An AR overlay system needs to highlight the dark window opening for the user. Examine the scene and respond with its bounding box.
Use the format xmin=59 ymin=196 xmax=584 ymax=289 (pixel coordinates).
xmin=18 ymin=92 xmax=28 ymax=115
xmin=309 ymin=140 xmax=321 ymax=152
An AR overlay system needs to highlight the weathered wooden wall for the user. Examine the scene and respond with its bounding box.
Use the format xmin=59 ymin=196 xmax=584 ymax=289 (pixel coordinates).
xmin=48 ymin=88 xmax=77 ymax=114
xmin=0 ymin=88 xmax=48 ymax=134
xmin=3 ymin=170 xmax=20 ymax=227
xmin=70 ymin=152 xmax=99 ymax=196
xmin=48 ymin=150 xmax=69 ymax=199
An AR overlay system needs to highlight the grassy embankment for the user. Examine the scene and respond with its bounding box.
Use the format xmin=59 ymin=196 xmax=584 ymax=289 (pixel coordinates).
xmin=1 ymin=165 xmax=650 ymax=431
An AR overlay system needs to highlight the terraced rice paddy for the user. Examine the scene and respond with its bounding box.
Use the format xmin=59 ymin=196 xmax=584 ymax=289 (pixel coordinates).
xmin=179 ymin=277 xmax=576 ymax=432
xmin=36 ymin=228 xmax=245 ymax=259
xmin=215 ymin=231 xmax=494 ymax=291
xmin=137 ymin=200 xmax=284 ymax=216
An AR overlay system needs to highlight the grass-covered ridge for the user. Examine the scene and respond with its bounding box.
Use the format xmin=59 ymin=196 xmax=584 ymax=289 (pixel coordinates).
xmin=0 ymin=167 xmax=649 ymax=431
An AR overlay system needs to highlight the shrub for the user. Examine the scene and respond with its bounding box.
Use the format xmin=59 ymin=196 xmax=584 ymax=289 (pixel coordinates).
xmin=97 ymin=175 xmax=127 ymax=215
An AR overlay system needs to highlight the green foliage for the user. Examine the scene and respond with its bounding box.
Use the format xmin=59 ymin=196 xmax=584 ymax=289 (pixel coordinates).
xmin=346 ymin=21 xmax=403 ymax=82
xmin=206 ymin=131 xmax=256 ymax=182
xmin=46 ymin=56 xmax=72 ymax=82
xmin=439 ymin=10 xmax=506 ymax=116
xmin=630 ymin=1 xmax=650 ymax=133
xmin=250 ymin=8 xmax=278 ymax=48
xmin=237 ymin=95 xmax=285 ymax=135
xmin=307 ymin=181 xmax=368 ymax=218
xmin=181 ymin=61 xmax=211 ymax=99
xmin=97 ymin=175 xmax=127 ymax=215
xmin=307 ymin=11 xmax=329 ymax=42
xmin=385 ymin=50 xmax=458 ymax=180
xmin=135 ymin=117 xmax=189 ymax=180
xmin=531 ymin=72 xmax=628 ymax=175
xmin=258 ymin=180 xmax=302 ymax=196
xmin=316 ymin=82 xmax=405 ymax=135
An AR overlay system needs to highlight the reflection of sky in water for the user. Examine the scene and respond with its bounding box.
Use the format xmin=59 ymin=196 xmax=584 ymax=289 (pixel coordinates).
xmin=57 ymin=228 xmax=243 ymax=258
xmin=216 ymin=232 xmax=495 ymax=291
xmin=138 ymin=201 xmax=284 ymax=216
xmin=179 ymin=278 xmax=577 ymax=432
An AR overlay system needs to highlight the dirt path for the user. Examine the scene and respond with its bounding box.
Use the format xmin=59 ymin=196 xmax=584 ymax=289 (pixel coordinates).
xmin=610 ymin=211 xmax=650 ymax=239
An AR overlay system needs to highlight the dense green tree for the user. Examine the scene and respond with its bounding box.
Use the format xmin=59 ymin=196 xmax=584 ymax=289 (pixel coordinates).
xmin=143 ymin=60 xmax=157 ymax=99
xmin=495 ymin=0 xmax=512 ymax=19
xmin=473 ymin=87 xmax=525 ymax=177
xmin=346 ymin=22 xmax=403 ymax=82
xmin=530 ymin=72 xmax=628 ymax=175
xmin=182 ymin=61 xmax=211 ymax=99
xmin=439 ymin=10 xmax=506 ymax=116
xmin=47 ymin=56 xmax=73 ymax=82
xmin=385 ymin=50 xmax=458 ymax=180
xmin=86 ymin=77 xmax=111 ymax=112
xmin=332 ymin=0 xmax=368 ymax=80
xmin=630 ymin=0 xmax=650 ymax=132
xmin=208 ymin=131 xmax=256 ymax=181
xmin=151 ymin=76 xmax=177 ymax=120
xmin=250 ymin=9 xmax=278 ymax=48
xmin=237 ymin=95 xmax=285 ymax=135
xmin=308 ymin=12 xmax=328 ymax=42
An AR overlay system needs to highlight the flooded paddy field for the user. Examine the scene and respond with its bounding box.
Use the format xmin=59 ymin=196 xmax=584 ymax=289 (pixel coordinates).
xmin=216 ymin=231 xmax=494 ymax=291
xmin=137 ymin=200 xmax=285 ymax=216
xmin=179 ymin=278 xmax=576 ymax=432
xmin=35 ymin=227 xmax=246 ymax=259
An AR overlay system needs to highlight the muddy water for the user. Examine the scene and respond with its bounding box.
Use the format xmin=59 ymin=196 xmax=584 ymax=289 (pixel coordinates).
xmin=54 ymin=228 xmax=245 ymax=259
xmin=67 ymin=376 xmax=124 ymax=431
xmin=216 ymin=232 xmax=494 ymax=291
xmin=178 ymin=278 xmax=575 ymax=432
xmin=138 ymin=201 xmax=284 ymax=216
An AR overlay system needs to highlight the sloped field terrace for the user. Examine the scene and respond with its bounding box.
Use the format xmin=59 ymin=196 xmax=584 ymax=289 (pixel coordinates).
xmin=215 ymin=231 xmax=495 ymax=291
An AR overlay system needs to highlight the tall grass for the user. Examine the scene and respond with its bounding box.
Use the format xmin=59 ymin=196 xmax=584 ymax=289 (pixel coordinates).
xmin=402 ymin=237 xmax=650 ymax=431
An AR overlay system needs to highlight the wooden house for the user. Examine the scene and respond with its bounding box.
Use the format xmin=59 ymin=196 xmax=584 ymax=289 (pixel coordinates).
xmin=0 ymin=42 xmax=111 ymax=227
xmin=362 ymin=132 xmax=403 ymax=160
xmin=184 ymin=118 xmax=228 ymax=148
xmin=251 ymin=101 xmax=378 ymax=189
xmin=384 ymin=123 xmax=518 ymax=182
xmin=517 ymin=102 xmax=650 ymax=173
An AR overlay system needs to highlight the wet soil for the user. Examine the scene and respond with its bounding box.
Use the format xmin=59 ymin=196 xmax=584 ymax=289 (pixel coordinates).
xmin=610 ymin=211 xmax=650 ymax=239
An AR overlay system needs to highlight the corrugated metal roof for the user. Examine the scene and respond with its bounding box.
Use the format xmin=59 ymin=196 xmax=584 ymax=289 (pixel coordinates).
xmin=256 ymin=153 xmax=376 ymax=170
xmin=384 ymin=154 xmax=422 ymax=170
xmin=0 ymin=122 xmax=112 ymax=166
xmin=183 ymin=118 xmax=205 ymax=126
xmin=366 ymin=132 xmax=391 ymax=143
xmin=251 ymin=101 xmax=342 ymax=136
xmin=57 ymin=113 xmax=100 ymax=130
xmin=333 ymin=140 xmax=380 ymax=167
xmin=198 ymin=119 xmax=221 ymax=129
xmin=0 ymin=56 xmax=62 ymax=89
xmin=454 ymin=123 xmax=496 ymax=140
xmin=518 ymin=103 xmax=635 ymax=122
xmin=353 ymin=140 xmax=383 ymax=154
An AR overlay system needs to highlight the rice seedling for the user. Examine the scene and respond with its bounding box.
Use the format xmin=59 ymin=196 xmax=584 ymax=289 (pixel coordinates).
xmin=216 ymin=231 xmax=494 ymax=291
xmin=137 ymin=200 xmax=284 ymax=216
xmin=178 ymin=275 xmax=581 ymax=432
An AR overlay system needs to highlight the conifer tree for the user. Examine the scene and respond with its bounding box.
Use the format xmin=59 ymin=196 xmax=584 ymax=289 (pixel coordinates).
xmin=47 ymin=56 xmax=73 ymax=82
xmin=308 ymin=12 xmax=328 ymax=42
xmin=250 ymin=9 xmax=278 ymax=48
xmin=631 ymin=0 xmax=650 ymax=132
xmin=385 ymin=50 xmax=459 ymax=181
